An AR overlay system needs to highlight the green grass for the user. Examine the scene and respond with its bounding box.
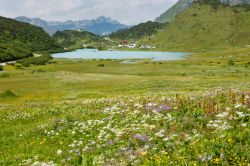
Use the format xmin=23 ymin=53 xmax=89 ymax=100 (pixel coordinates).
xmin=0 ymin=47 xmax=249 ymax=165
xmin=143 ymin=4 xmax=250 ymax=51
xmin=0 ymin=47 xmax=249 ymax=103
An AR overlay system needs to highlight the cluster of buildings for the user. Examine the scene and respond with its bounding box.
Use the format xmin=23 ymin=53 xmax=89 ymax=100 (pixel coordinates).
xmin=139 ymin=45 xmax=156 ymax=49
xmin=117 ymin=41 xmax=156 ymax=49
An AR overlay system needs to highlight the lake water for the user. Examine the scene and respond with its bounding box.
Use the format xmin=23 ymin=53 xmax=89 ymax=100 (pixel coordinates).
xmin=51 ymin=49 xmax=187 ymax=61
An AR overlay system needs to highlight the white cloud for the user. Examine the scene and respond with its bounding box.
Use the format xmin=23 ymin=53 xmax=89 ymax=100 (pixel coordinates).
xmin=0 ymin=0 xmax=178 ymax=25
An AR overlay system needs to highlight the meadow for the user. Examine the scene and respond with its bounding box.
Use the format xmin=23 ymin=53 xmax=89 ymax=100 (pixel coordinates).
xmin=0 ymin=47 xmax=249 ymax=165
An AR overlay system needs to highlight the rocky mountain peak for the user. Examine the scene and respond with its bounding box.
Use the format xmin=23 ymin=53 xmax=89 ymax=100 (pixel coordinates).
xmin=156 ymin=0 xmax=250 ymax=23
xmin=220 ymin=0 xmax=250 ymax=5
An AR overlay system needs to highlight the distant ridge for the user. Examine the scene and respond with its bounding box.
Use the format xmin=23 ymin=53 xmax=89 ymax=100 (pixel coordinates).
xmin=15 ymin=16 xmax=129 ymax=36
xmin=155 ymin=0 xmax=250 ymax=23
xmin=109 ymin=21 xmax=165 ymax=40
xmin=53 ymin=30 xmax=111 ymax=50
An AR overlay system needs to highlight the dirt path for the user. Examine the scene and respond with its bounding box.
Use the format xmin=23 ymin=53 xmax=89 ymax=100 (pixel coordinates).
xmin=33 ymin=53 xmax=42 ymax=57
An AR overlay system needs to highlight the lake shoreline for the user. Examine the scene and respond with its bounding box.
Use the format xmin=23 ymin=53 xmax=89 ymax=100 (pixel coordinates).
xmin=51 ymin=48 xmax=189 ymax=61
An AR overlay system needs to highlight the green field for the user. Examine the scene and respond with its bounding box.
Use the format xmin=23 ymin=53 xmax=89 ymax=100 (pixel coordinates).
xmin=1 ymin=48 xmax=250 ymax=103
xmin=0 ymin=47 xmax=250 ymax=165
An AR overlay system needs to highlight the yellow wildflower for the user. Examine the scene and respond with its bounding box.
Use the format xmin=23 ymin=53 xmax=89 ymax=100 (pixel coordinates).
xmin=228 ymin=138 xmax=233 ymax=143
xmin=39 ymin=138 xmax=46 ymax=145
xmin=214 ymin=158 xmax=220 ymax=164
xmin=142 ymin=151 xmax=147 ymax=156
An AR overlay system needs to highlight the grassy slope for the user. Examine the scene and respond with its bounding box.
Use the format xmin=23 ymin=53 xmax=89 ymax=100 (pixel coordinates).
xmin=0 ymin=16 xmax=61 ymax=62
xmin=53 ymin=30 xmax=112 ymax=50
xmin=143 ymin=4 xmax=250 ymax=51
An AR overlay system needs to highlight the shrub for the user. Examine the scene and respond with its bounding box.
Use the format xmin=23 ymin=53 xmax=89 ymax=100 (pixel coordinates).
xmin=192 ymin=13 xmax=198 ymax=17
xmin=245 ymin=62 xmax=250 ymax=68
xmin=0 ymin=90 xmax=17 ymax=97
xmin=15 ymin=64 xmax=24 ymax=69
xmin=97 ymin=46 xmax=107 ymax=51
xmin=17 ymin=55 xmax=52 ymax=67
xmin=228 ymin=59 xmax=235 ymax=66
xmin=0 ymin=65 xmax=3 ymax=71
xmin=97 ymin=64 xmax=105 ymax=67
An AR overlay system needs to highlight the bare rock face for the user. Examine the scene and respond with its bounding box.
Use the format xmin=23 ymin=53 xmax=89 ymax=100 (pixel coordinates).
xmin=220 ymin=0 xmax=250 ymax=5
xmin=156 ymin=0 xmax=250 ymax=23
xmin=155 ymin=0 xmax=194 ymax=23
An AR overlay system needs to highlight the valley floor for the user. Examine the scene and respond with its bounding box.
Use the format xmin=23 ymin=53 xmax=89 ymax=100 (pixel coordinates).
xmin=0 ymin=47 xmax=249 ymax=165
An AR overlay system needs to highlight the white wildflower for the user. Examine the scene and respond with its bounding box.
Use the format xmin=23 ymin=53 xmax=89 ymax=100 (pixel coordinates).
xmin=235 ymin=103 xmax=242 ymax=109
xmin=216 ymin=112 xmax=229 ymax=118
xmin=57 ymin=149 xmax=62 ymax=155
xmin=241 ymin=123 xmax=247 ymax=127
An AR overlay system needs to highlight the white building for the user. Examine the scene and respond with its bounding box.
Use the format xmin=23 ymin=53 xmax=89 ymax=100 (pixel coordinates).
xmin=127 ymin=43 xmax=137 ymax=48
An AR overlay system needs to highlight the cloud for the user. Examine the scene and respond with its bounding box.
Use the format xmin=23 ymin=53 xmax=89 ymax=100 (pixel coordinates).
xmin=0 ymin=0 xmax=178 ymax=25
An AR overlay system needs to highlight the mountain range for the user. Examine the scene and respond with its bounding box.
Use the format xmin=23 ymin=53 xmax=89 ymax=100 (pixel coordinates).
xmin=15 ymin=16 xmax=129 ymax=36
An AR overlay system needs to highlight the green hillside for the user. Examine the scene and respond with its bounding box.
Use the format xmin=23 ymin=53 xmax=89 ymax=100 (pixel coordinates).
xmin=53 ymin=30 xmax=112 ymax=50
xmin=109 ymin=21 xmax=165 ymax=40
xmin=0 ymin=16 xmax=60 ymax=62
xmin=145 ymin=3 xmax=250 ymax=51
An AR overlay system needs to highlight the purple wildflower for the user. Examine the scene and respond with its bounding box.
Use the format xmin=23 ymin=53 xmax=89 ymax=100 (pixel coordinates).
xmin=133 ymin=134 xmax=149 ymax=142
xmin=159 ymin=105 xmax=172 ymax=111
xmin=108 ymin=140 xmax=114 ymax=145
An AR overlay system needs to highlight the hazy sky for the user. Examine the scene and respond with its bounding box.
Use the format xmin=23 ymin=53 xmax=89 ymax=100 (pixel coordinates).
xmin=0 ymin=0 xmax=178 ymax=25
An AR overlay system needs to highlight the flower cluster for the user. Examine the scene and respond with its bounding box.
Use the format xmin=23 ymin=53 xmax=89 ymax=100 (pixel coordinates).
xmin=2 ymin=91 xmax=249 ymax=165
